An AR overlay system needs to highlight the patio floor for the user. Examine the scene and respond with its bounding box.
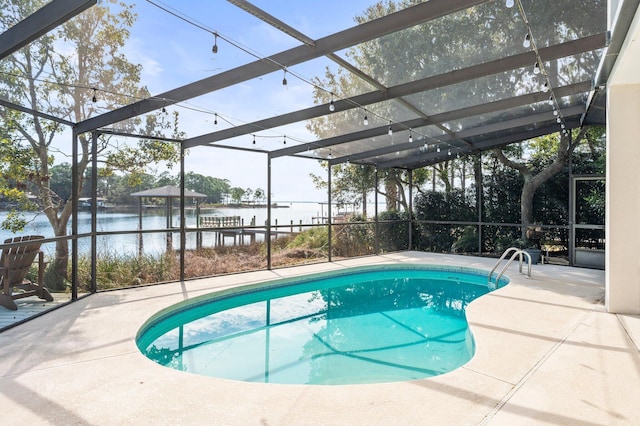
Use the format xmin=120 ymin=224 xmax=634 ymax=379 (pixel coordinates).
xmin=1 ymin=251 xmax=639 ymax=425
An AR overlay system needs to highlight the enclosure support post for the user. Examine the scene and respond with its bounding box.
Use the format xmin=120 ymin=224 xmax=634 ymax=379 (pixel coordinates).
xmin=179 ymin=146 xmax=186 ymax=281
xmin=476 ymin=153 xmax=483 ymax=255
xmin=267 ymin=155 xmax=272 ymax=270
xmin=568 ymin=149 xmax=575 ymax=266
xmin=165 ymin=197 xmax=172 ymax=252
xmin=374 ymin=168 xmax=379 ymax=254
xmin=327 ymin=162 xmax=332 ymax=262
xmin=408 ymin=169 xmax=413 ymax=251
xmin=90 ymin=131 xmax=98 ymax=293
xmin=71 ymin=130 xmax=79 ymax=301
xmin=138 ymin=198 xmax=143 ymax=256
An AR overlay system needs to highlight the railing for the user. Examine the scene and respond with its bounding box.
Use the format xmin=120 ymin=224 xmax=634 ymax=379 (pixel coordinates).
xmin=199 ymin=215 xmax=242 ymax=227
xmin=488 ymin=247 xmax=532 ymax=288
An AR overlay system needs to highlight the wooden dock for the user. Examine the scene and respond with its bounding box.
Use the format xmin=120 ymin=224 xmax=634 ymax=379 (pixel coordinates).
xmin=196 ymin=215 xmax=300 ymax=248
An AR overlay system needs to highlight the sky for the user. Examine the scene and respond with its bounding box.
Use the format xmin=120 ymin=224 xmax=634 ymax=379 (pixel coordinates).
xmin=117 ymin=0 xmax=378 ymax=202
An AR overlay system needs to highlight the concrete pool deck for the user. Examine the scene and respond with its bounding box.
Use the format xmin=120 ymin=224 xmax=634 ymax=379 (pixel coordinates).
xmin=1 ymin=251 xmax=639 ymax=425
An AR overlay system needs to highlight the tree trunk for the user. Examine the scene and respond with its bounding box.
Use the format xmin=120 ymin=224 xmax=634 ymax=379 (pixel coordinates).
xmin=520 ymin=176 xmax=535 ymax=238
xmin=461 ymin=158 xmax=466 ymax=195
xmin=397 ymin=180 xmax=407 ymax=211
xmin=493 ymin=131 xmax=582 ymax=239
xmin=361 ymin=188 xmax=367 ymax=218
xmin=473 ymin=154 xmax=483 ymax=220
xmin=435 ymin=162 xmax=451 ymax=192
xmin=450 ymin=161 xmax=455 ymax=190
xmin=431 ymin=166 xmax=436 ymax=192
xmin=53 ymin=237 xmax=69 ymax=290
xmin=385 ymin=178 xmax=397 ymax=211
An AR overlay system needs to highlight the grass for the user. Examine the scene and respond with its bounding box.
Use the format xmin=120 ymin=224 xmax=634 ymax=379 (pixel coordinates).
xmin=62 ymin=225 xmax=564 ymax=293
xmin=71 ymin=232 xmax=329 ymax=292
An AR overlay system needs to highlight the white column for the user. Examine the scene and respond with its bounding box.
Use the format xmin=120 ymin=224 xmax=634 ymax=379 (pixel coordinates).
xmin=606 ymin=84 xmax=640 ymax=314
xmin=606 ymin=7 xmax=640 ymax=314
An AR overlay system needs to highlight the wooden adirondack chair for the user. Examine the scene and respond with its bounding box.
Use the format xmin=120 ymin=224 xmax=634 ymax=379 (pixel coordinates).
xmin=0 ymin=235 xmax=53 ymax=311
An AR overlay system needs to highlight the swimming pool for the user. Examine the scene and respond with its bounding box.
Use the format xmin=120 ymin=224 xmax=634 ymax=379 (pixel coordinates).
xmin=136 ymin=264 xmax=508 ymax=385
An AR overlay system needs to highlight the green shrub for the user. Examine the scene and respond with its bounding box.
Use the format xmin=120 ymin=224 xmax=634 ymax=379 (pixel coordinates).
xmin=332 ymin=215 xmax=374 ymax=257
xmin=288 ymin=227 xmax=329 ymax=251
xmin=378 ymin=210 xmax=410 ymax=252
xmin=451 ymin=226 xmax=479 ymax=253
xmin=75 ymin=250 xmax=178 ymax=291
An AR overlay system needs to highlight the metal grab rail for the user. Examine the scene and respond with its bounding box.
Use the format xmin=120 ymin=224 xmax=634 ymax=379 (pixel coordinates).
xmin=488 ymin=247 xmax=532 ymax=288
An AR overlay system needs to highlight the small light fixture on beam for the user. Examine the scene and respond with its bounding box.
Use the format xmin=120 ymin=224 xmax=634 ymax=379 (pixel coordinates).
xmin=506 ymin=0 xmax=514 ymax=8
xmin=523 ymin=33 xmax=531 ymax=48
xmin=212 ymin=33 xmax=218 ymax=54
xmin=282 ymin=69 xmax=288 ymax=86
xmin=388 ymin=121 xmax=393 ymax=136
xmin=329 ymin=93 xmax=335 ymax=112
xmin=91 ymin=88 xmax=97 ymax=103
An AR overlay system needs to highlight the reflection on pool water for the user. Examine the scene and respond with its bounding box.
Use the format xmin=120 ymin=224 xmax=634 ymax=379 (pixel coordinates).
xmin=136 ymin=265 xmax=508 ymax=385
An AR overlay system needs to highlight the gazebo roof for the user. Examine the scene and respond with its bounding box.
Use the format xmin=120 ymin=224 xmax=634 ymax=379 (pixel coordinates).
xmin=130 ymin=185 xmax=206 ymax=199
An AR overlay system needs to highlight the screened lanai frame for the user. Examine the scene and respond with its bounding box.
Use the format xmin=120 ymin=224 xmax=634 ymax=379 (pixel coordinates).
xmin=0 ymin=0 xmax=636 ymax=308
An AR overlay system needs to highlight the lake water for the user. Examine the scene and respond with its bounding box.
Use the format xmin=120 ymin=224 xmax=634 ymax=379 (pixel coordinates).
xmin=0 ymin=202 xmax=366 ymax=256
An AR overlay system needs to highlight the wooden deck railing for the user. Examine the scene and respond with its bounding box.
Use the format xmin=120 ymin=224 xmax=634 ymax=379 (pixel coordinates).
xmin=199 ymin=216 xmax=242 ymax=228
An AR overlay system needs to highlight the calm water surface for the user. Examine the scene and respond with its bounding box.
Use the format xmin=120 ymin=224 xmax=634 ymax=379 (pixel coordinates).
xmin=0 ymin=203 xmax=326 ymax=254
xmin=138 ymin=267 xmax=498 ymax=385
xmin=0 ymin=203 xmax=331 ymax=255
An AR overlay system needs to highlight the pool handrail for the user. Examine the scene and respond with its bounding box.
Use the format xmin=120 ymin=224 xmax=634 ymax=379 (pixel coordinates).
xmin=489 ymin=247 xmax=532 ymax=287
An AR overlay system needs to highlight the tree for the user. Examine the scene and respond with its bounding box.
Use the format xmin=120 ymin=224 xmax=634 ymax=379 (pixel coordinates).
xmin=306 ymin=0 xmax=526 ymax=209
xmin=253 ymin=188 xmax=265 ymax=204
xmin=184 ymin=172 xmax=231 ymax=203
xmin=0 ymin=0 xmax=181 ymax=288
xmin=244 ymin=188 xmax=254 ymax=204
xmin=229 ymin=187 xmax=245 ymax=204
xmin=306 ymin=0 xmax=605 ymax=228
xmin=0 ymin=136 xmax=38 ymax=232
xmin=310 ymin=163 xmax=376 ymax=217
xmin=153 ymin=171 xmax=177 ymax=188
xmin=210 ymin=178 xmax=232 ymax=204
xmin=493 ymin=127 xmax=604 ymax=238
xmin=49 ymin=163 xmax=73 ymax=203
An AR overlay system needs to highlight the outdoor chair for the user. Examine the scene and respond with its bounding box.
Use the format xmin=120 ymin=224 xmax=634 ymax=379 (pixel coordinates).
xmin=0 ymin=235 xmax=53 ymax=311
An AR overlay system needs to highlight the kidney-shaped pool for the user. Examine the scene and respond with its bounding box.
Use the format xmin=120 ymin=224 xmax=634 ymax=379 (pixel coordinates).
xmin=136 ymin=264 xmax=508 ymax=385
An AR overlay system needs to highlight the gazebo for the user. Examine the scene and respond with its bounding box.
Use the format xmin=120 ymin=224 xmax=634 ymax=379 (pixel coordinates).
xmin=130 ymin=185 xmax=207 ymax=251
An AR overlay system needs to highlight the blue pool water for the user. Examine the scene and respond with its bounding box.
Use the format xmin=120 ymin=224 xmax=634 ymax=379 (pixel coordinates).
xmin=136 ymin=265 xmax=507 ymax=385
